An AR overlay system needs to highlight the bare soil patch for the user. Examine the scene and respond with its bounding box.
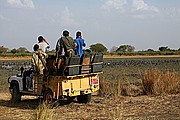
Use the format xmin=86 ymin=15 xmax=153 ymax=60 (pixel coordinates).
xmin=0 ymin=93 xmax=179 ymax=120
xmin=0 ymin=56 xmax=31 ymax=60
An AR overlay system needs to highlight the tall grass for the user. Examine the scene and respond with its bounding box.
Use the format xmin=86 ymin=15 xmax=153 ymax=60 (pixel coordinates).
xmin=99 ymin=74 xmax=144 ymax=97
xmin=142 ymin=68 xmax=180 ymax=95
xmin=33 ymin=102 xmax=54 ymax=120
xmin=100 ymin=67 xmax=180 ymax=97
xmin=99 ymin=75 xmax=123 ymax=97
xmin=99 ymin=78 xmax=118 ymax=97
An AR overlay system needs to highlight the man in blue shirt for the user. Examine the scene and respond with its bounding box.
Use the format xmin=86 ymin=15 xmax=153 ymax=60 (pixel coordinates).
xmin=74 ymin=31 xmax=86 ymax=58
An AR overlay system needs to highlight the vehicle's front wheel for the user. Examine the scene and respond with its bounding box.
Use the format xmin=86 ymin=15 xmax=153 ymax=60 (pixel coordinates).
xmin=77 ymin=94 xmax=91 ymax=103
xmin=43 ymin=90 xmax=54 ymax=105
xmin=10 ymin=85 xmax=21 ymax=103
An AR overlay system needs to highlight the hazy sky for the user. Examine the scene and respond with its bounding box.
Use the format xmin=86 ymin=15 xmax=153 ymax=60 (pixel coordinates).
xmin=0 ymin=0 xmax=180 ymax=51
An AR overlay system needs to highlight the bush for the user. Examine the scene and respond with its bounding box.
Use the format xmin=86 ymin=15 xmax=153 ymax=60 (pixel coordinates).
xmin=142 ymin=68 xmax=180 ymax=95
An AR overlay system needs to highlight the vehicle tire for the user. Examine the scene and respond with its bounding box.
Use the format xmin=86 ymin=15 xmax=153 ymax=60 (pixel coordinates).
xmin=43 ymin=90 xmax=54 ymax=105
xmin=77 ymin=94 xmax=91 ymax=103
xmin=10 ymin=84 xmax=21 ymax=103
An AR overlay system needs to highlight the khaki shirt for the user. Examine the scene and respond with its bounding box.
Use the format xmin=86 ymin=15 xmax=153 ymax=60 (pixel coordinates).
xmin=31 ymin=49 xmax=48 ymax=74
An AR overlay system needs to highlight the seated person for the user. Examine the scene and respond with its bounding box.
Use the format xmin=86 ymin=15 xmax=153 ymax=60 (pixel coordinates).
xmin=26 ymin=72 xmax=33 ymax=91
xmin=55 ymin=30 xmax=76 ymax=75
xmin=23 ymin=69 xmax=34 ymax=91
xmin=20 ymin=66 xmax=24 ymax=77
xmin=46 ymin=55 xmax=56 ymax=76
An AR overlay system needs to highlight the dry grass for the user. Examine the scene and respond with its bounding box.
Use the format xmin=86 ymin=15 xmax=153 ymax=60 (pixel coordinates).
xmin=99 ymin=75 xmax=122 ymax=97
xmin=33 ymin=102 xmax=54 ymax=120
xmin=1 ymin=93 xmax=180 ymax=120
xmin=100 ymin=67 xmax=180 ymax=97
xmin=142 ymin=68 xmax=180 ymax=95
xmin=99 ymin=75 xmax=144 ymax=97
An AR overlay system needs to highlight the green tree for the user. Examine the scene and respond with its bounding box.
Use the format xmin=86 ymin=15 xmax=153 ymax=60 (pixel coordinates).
xmin=0 ymin=46 xmax=9 ymax=53
xmin=116 ymin=45 xmax=135 ymax=52
xmin=90 ymin=43 xmax=108 ymax=53
xmin=17 ymin=47 xmax=28 ymax=53
xmin=11 ymin=49 xmax=18 ymax=54
xmin=146 ymin=49 xmax=154 ymax=52
xmin=159 ymin=46 xmax=170 ymax=51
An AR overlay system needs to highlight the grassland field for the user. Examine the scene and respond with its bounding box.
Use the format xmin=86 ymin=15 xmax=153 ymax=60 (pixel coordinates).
xmin=0 ymin=56 xmax=180 ymax=119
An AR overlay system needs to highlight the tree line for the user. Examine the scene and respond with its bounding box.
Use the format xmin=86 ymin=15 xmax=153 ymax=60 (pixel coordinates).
xmin=0 ymin=44 xmax=180 ymax=56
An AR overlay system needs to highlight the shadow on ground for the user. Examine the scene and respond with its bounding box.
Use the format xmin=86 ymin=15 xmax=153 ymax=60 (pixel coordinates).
xmin=0 ymin=97 xmax=77 ymax=110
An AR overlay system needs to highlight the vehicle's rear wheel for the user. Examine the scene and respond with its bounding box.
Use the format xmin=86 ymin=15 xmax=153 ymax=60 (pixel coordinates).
xmin=43 ymin=90 xmax=54 ymax=105
xmin=10 ymin=85 xmax=21 ymax=103
xmin=77 ymin=94 xmax=91 ymax=103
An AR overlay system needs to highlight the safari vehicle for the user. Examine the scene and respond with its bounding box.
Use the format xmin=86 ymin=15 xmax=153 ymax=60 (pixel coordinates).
xmin=8 ymin=53 xmax=103 ymax=104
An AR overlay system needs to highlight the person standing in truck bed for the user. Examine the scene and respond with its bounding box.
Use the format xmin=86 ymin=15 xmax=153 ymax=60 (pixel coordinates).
xmin=37 ymin=36 xmax=50 ymax=53
xmin=56 ymin=30 xmax=76 ymax=57
xmin=74 ymin=31 xmax=86 ymax=58
xmin=31 ymin=44 xmax=48 ymax=75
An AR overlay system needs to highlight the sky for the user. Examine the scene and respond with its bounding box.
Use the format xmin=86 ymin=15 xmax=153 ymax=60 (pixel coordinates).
xmin=0 ymin=0 xmax=180 ymax=51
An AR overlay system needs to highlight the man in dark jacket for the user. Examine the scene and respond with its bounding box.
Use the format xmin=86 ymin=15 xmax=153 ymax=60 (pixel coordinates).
xmin=56 ymin=30 xmax=76 ymax=57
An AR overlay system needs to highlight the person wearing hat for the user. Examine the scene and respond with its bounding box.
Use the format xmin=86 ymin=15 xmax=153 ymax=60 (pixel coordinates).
xmin=38 ymin=36 xmax=50 ymax=53
xmin=56 ymin=30 xmax=76 ymax=57
xmin=74 ymin=31 xmax=86 ymax=58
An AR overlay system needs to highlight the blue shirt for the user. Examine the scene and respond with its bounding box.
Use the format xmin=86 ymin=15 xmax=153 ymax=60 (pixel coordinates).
xmin=74 ymin=38 xmax=86 ymax=57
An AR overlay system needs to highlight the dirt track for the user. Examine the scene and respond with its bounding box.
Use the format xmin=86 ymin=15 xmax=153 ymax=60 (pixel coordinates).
xmin=0 ymin=93 xmax=179 ymax=120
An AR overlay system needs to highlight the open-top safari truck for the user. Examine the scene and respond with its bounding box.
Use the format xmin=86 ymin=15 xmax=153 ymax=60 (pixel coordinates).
xmin=8 ymin=53 xmax=103 ymax=104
